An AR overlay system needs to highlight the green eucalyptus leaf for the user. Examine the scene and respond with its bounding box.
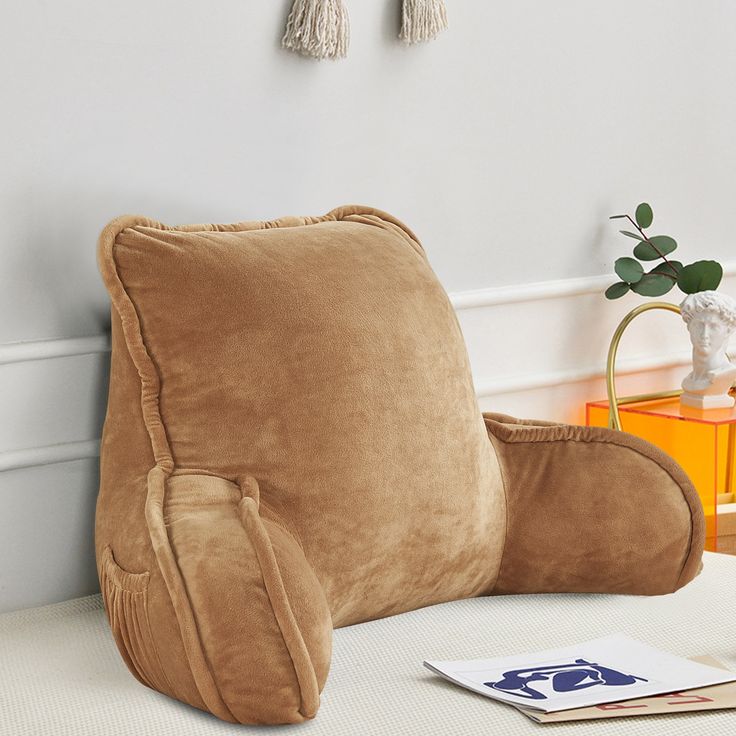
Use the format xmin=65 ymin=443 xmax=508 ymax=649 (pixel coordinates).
xmin=631 ymin=273 xmax=675 ymax=297
xmin=633 ymin=241 xmax=659 ymax=261
xmin=635 ymin=202 xmax=653 ymax=229
xmin=620 ymin=230 xmax=643 ymax=240
xmin=649 ymin=235 xmax=677 ymax=253
xmin=633 ymin=235 xmax=677 ymax=261
xmin=614 ymin=257 xmax=644 ymax=283
xmin=649 ymin=260 xmax=683 ymax=279
xmin=605 ymin=282 xmax=630 ymax=300
xmin=677 ymin=260 xmax=724 ymax=294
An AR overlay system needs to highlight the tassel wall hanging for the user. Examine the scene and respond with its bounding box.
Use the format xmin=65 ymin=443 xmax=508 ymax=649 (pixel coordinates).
xmin=399 ymin=0 xmax=448 ymax=44
xmin=282 ymin=0 xmax=447 ymax=60
xmin=282 ymin=0 xmax=350 ymax=60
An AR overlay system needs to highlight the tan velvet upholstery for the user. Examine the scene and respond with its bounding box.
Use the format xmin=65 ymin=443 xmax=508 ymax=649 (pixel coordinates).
xmin=96 ymin=206 xmax=705 ymax=724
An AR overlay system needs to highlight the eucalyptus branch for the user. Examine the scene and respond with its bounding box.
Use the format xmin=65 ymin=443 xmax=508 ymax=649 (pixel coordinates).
xmin=606 ymin=203 xmax=723 ymax=301
xmin=609 ymin=214 xmax=680 ymax=278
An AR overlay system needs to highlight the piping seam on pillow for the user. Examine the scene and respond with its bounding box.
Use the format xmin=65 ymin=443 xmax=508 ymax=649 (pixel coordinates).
xmin=239 ymin=496 xmax=320 ymax=719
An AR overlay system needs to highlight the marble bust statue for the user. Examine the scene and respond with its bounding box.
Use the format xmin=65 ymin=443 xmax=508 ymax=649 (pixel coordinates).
xmin=680 ymin=290 xmax=736 ymax=410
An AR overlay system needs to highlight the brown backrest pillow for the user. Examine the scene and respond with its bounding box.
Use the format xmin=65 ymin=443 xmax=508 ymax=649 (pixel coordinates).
xmin=96 ymin=206 xmax=704 ymax=724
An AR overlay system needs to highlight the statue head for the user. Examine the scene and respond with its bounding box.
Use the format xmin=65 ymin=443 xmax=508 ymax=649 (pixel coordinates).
xmin=680 ymin=290 xmax=736 ymax=358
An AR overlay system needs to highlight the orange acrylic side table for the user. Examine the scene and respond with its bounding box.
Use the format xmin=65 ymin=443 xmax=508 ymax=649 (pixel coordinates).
xmin=586 ymin=397 xmax=736 ymax=554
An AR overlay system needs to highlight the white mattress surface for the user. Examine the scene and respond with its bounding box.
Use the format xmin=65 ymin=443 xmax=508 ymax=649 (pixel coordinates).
xmin=1 ymin=552 xmax=735 ymax=735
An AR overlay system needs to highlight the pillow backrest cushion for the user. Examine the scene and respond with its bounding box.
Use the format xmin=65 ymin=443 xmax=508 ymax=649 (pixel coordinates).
xmin=96 ymin=205 xmax=505 ymax=630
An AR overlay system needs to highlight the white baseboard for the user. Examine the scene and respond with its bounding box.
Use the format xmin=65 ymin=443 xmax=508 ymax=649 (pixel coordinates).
xmin=449 ymin=261 xmax=736 ymax=310
xmin=452 ymin=262 xmax=736 ymax=419
xmin=0 ymin=440 xmax=100 ymax=473
xmin=0 ymin=334 xmax=110 ymax=365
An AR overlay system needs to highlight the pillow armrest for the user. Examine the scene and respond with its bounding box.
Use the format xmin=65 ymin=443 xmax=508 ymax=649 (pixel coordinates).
xmin=142 ymin=473 xmax=331 ymax=724
xmin=483 ymin=413 xmax=705 ymax=596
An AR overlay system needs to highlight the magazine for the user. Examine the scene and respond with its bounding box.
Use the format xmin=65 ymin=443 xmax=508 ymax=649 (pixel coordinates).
xmin=516 ymin=657 xmax=736 ymax=722
xmin=423 ymin=634 xmax=736 ymax=714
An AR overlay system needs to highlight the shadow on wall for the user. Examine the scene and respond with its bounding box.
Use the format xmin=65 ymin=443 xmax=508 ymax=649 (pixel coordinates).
xmin=0 ymin=457 xmax=101 ymax=613
xmin=0 ymin=307 xmax=111 ymax=613
xmin=0 ymin=347 xmax=110 ymax=612
xmin=0 ymin=350 xmax=109 ymax=612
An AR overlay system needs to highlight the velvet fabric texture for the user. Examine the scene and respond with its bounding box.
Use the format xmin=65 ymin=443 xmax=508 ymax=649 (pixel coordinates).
xmin=96 ymin=206 xmax=705 ymax=725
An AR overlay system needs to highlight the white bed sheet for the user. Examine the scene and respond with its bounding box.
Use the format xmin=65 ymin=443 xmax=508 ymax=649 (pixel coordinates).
xmin=1 ymin=551 xmax=735 ymax=735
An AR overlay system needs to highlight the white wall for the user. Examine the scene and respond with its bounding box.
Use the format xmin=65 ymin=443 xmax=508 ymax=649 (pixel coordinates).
xmin=2 ymin=1 xmax=736 ymax=611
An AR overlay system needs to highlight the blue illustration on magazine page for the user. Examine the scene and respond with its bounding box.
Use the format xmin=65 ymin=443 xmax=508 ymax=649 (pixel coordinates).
xmin=484 ymin=660 xmax=648 ymax=701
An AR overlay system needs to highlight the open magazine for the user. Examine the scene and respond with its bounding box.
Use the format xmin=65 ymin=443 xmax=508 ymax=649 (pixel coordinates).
xmin=424 ymin=634 xmax=736 ymax=715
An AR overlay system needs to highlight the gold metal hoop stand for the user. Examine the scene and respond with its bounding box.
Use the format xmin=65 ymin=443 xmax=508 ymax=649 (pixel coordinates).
xmin=606 ymin=302 xmax=682 ymax=430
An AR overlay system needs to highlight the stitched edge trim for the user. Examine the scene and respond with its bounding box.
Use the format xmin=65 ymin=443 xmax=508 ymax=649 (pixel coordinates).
xmin=484 ymin=431 xmax=510 ymax=595
xmin=240 ymin=497 xmax=320 ymax=718
xmin=100 ymin=545 xmax=150 ymax=593
xmin=99 ymin=544 xmax=175 ymax=696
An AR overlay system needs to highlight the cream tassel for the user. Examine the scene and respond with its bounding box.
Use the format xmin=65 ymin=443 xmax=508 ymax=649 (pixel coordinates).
xmin=282 ymin=0 xmax=350 ymax=60
xmin=399 ymin=0 xmax=448 ymax=44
